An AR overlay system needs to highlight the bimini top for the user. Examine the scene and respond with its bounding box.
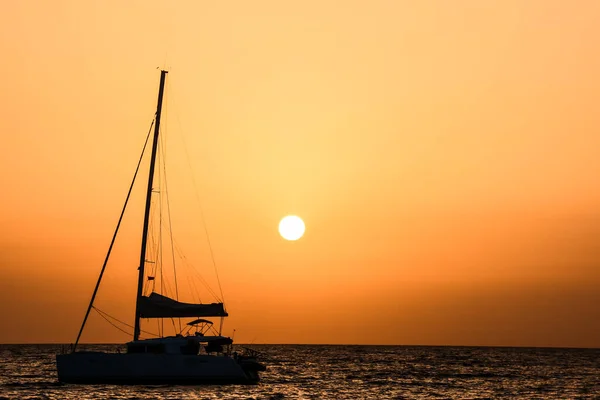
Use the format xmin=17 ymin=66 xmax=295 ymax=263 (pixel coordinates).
xmin=139 ymin=292 xmax=228 ymax=318
xmin=187 ymin=319 xmax=214 ymax=326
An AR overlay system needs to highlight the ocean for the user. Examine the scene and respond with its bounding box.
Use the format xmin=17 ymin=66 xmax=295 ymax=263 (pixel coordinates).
xmin=1 ymin=344 xmax=598 ymax=399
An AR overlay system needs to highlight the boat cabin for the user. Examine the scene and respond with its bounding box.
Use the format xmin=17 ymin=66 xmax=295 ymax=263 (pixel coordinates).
xmin=126 ymin=335 xmax=233 ymax=355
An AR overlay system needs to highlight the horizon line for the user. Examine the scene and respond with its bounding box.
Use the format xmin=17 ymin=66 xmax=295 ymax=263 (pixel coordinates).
xmin=2 ymin=342 xmax=598 ymax=350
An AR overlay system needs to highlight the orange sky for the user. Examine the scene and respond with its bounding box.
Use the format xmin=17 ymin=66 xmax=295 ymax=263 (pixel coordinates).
xmin=1 ymin=0 xmax=600 ymax=347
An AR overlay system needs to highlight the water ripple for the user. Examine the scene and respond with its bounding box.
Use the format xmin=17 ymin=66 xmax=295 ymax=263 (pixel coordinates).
xmin=0 ymin=344 xmax=599 ymax=399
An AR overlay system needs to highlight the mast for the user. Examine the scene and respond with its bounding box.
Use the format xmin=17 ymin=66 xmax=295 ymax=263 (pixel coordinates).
xmin=134 ymin=69 xmax=168 ymax=341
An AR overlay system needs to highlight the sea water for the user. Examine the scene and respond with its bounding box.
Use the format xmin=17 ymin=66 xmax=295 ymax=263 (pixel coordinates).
xmin=1 ymin=344 xmax=598 ymax=399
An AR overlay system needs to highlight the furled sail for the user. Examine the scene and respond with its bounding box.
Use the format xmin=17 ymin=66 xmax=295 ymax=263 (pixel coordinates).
xmin=139 ymin=292 xmax=228 ymax=318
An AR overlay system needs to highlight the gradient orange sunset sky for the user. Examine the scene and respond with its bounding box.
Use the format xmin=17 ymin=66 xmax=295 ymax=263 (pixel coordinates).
xmin=1 ymin=1 xmax=600 ymax=347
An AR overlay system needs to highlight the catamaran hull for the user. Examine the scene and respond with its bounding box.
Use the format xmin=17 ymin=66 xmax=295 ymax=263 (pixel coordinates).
xmin=56 ymin=352 xmax=260 ymax=384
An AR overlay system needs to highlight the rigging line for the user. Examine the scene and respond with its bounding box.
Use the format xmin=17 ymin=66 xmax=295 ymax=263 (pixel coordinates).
xmin=173 ymin=242 xmax=221 ymax=301
xmin=160 ymin=273 xmax=173 ymax=299
xmin=158 ymin=135 xmax=164 ymax=299
xmin=160 ymin=127 xmax=179 ymax=300
xmin=146 ymin=202 xmax=160 ymax=295
xmin=144 ymin=215 xmax=159 ymax=295
xmin=172 ymin=246 xmax=204 ymax=303
xmin=157 ymin=142 xmax=165 ymax=338
xmin=170 ymin=235 xmax=220 ymax=301
xmin=93 ymin=307 xmax=131 ymax=336
xmin=159 ymin=130 xmax=182 ymax=334
xmin=184 ymin=273 xmax=200 ymax=304
xmin=172 ymin=107 xmax=225 ymax=303
xmin=170 ymin=317 xmax=177 ymax=334
xmin=72 ymin=119 xmax=155 ymax=352
xmin=143 ymin=220 xmax=151 ymax=294
xmin=93 ymin=307 xmax=160 ymax=339
xmin=169 ymin=239 xmax=202 ymax=303
xmin=150 ymin=202 xmax=160 ymax=293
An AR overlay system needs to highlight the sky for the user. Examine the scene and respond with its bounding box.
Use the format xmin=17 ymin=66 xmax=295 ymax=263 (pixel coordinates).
xmin=1 ymin=0 xmax=600 ymax=347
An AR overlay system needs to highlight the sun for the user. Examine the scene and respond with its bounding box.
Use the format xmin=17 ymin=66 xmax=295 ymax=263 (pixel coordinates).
xmin=278 ymin=215 xmax=305 ymax=241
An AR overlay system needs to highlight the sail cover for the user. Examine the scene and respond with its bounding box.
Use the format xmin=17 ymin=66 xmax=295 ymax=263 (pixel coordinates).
xmin=139 ymin=292 xmax=228 ymax=318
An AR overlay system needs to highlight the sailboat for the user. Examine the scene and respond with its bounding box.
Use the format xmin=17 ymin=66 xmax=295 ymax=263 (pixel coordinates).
xmin=56 ymin=70 xmax=266 ymax=384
